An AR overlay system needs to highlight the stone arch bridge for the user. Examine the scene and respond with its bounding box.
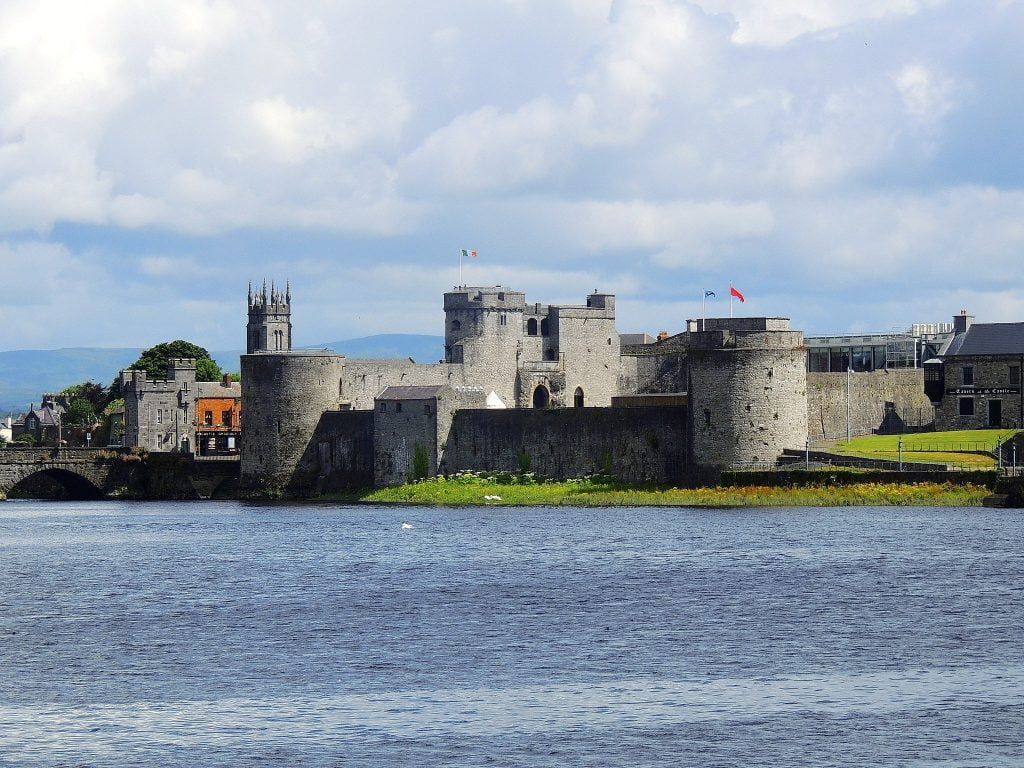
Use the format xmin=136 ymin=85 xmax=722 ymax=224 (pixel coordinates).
xmin=0 ymin=448 xmax=239 ymax=500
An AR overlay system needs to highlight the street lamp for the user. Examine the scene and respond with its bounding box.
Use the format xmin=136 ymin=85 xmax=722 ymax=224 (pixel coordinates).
xmin=846 ymin=366 xmax=852 ymax=443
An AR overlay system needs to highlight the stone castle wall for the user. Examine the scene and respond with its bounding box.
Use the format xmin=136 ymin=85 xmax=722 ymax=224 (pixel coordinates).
xmin=439 ymin=406 xmax=688 ymax=484
xmin=807 ymin=369 xmax=933 ymax=440
xmin=343 ymin=359 xmax=464 ymax=410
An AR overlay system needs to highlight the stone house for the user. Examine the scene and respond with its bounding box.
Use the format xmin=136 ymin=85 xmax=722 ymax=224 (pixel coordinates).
xmin=926 ymin=312 xmax=1024 ymax=430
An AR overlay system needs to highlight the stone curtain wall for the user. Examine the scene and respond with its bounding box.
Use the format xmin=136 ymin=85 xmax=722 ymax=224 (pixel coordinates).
xmin=807 ymin=370 xmax=933 ymax=441
xmin=304 ymin=411 xmax=375 ymax=493
xmin=440 ymin=406 xmax=688 ymax=484
xmin=343 ymin=360 xmax=462 ymax=410
xmin=618 ymin=340 xmax=688 ymax=395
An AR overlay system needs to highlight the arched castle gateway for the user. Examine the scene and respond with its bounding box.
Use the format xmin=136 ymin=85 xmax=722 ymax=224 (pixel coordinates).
xmin=240 ymin=281 xmax=809 ymax=496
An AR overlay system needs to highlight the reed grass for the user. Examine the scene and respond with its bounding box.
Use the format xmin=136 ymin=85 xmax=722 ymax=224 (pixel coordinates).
xmin=321 ymin=472 xmax=989 ymax=507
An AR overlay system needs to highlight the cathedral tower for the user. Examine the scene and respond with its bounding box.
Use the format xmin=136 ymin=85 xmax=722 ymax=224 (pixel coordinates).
xmin=247 ymin=280 xmax=292 ymax=354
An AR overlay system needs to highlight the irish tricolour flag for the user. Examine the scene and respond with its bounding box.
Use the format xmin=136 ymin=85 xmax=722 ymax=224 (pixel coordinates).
xmin=461 ymin=248 xmax=478 ymax=258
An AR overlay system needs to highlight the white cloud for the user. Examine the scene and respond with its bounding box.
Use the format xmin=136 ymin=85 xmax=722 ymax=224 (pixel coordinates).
xmin=1 ymin=0 xmax=1022 ymax=350
xmin=693 ymin=0 xmax=945 ymax=46
xmin=891 ymin=63 xmax=956 ymax=120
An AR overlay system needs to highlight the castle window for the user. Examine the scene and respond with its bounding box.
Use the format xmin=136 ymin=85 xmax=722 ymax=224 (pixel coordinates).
xmin=540 ymin=318 xmax=550 ymax=336
xmin=527 ymin=318 xmax=538 ymax=336
xmin=962 ymin=366 xmax=974 ymax=385
xmin=396 ymin=402 xmax=403 ymax=413
xmin=574 ymin=388 xmax=584 ymax=408
xmin=204 ymin=411 xmax=213 ymax=426
xmin=451 ymin=320 xmax=462 ymax=331
xmin=499 ymin=314 xmax=507 ymax=326
xmin=498 ymin=292 xmax=505 ymax=301
xmin=157 ymin=410 xmax=162 ymax=424
xmin=959 ymin=397 xmax=975 ymax=416
xmin=379 ymin=402 xmax=387 ymax=412
xmin=544 ymin=349 xmax=556 ymax=361
xmin=1010 ymin=366 xmax=1021 ymax=386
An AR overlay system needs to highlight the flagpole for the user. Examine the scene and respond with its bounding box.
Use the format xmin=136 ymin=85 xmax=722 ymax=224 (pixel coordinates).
xmin=459 ymin=249 xmax=463 ymax=287
xmin=729 ymin=284 xmax=733 ymax=318
xmin=701 ymin=291 xmax=706 ymax=331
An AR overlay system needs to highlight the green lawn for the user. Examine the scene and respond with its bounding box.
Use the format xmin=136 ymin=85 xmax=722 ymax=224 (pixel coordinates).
xmin=831 ymin=429 xmax=1021 ymax=469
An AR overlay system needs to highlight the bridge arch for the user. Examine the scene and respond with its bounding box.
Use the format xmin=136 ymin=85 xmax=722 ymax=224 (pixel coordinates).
xmin=4 ymin=467 xmax=105 ymax=500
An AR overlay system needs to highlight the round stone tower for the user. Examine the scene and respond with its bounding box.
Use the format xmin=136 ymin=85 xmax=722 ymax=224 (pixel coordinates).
xmin=240 ymin=350 xmax=346 ymax=497
xmin=685 ymin=317 xmax=807 ymax=482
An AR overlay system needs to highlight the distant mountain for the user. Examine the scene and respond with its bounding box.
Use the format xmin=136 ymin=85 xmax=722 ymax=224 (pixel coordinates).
xmin=0 ymin=334 xmax=445 ymax=414
xmin=308 ymin=334 xmax=445 ymax=363
xmin=0 ymin=347 xmax=142 ymax=414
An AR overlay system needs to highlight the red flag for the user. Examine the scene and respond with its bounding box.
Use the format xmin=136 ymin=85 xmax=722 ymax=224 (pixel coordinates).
xmin=730 ymin=285 xmax=745 ymax=302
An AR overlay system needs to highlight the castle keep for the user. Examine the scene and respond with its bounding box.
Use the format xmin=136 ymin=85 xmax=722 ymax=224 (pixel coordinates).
xmin=239 ymin=282 xmax=809 ymax=496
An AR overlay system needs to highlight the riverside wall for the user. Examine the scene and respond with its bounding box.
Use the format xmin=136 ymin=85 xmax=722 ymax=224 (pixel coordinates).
xmin=439 ymin=406 xmax=688 ymax=484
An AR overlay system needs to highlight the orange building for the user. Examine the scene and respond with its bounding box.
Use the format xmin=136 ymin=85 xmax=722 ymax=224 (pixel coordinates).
xmin=195 ymin=375 xmax=242 ymax=456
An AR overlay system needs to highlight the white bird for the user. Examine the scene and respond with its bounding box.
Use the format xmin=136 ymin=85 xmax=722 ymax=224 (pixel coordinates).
xmin=401 ymin=522 xmax=413 ymax=529
xmin=484 ymin=495 xmax=502 ymax=501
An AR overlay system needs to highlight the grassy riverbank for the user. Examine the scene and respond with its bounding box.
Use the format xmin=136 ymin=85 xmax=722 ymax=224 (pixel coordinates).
xmin=322 ymin=473 xmax=991 ymax=507
xmin=831 ymin=429 xmax=1021 ymax=469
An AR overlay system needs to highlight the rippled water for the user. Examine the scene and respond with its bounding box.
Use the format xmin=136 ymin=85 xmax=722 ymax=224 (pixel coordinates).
xmin=0 ymin=501 xmax=1021 ymax=766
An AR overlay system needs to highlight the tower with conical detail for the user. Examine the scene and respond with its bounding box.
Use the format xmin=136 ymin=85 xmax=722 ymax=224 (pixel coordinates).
xmin=247 ymin=280 xmax=292 ymax=353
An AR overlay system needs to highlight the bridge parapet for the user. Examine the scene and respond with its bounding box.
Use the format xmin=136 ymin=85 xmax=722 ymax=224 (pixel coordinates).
xmin=0 ymin=448 xmax=238 ymax=500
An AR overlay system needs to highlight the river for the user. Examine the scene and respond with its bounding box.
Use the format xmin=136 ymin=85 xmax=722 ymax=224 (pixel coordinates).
xmin=0 ymin=500 xmax=1022 ymax=766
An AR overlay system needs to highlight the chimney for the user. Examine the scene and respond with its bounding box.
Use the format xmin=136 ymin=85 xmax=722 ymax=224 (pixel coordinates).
xmin=953 ymin=309 xmax=974 ymax=334
xmin=222 ymin=373 xmax=232 ymax=387
xmin=657 ymin=331 xmax=669 ymax=341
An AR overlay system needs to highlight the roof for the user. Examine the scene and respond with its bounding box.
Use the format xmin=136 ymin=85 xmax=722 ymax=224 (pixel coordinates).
xmin=942 ymin=322 xmax=1024 ymax=357
xmin=197 ymin=381 xmax=242 ymax=398
xmin=619 ymin=333 xmax=655 ymax=345
xmin=377 ymin=385 xmax=447 ymax=401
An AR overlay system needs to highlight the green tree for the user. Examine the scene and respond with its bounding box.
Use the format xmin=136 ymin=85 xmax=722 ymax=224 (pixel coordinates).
xmin=61 ymin=381 xmax=109 ymax=412
xmin=66 ymin=398 xmax=98 ymax=426
xmin=126 ymin=340 xmax=223 ymax=382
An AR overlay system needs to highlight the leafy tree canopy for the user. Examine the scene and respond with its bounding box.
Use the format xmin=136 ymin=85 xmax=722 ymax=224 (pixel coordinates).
xmin=60 ymin=381 xmax=109 ymax=411
xmin=66 ymin=398 xmax=98 ymax=426
xmin=102 ymin=398 xmax=125 ymax=417
xmin=127 ymin=340 xmax=223 ymax=382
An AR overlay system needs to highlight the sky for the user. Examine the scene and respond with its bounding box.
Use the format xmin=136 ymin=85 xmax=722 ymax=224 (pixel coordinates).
xmin=1 ymin=0 xmax=1023 ymax=351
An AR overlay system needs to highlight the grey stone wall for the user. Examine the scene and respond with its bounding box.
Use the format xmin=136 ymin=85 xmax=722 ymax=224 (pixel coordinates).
xmin=551 ymin=297 xmax=619 ymax=407
xmin=619 ymin=339 xmax=687 ymax=395
xmin=933 ymin=355 xmax=1024 ymax=430
xmin=240 ymin=351 xmax=346 ymax=496
xmin=440 ymin=406 xmax=688 ymax=484
xmin=686 ymin=326 xmax=807 ymax=479
xmin=302 ymin=410 xmax=375 ymax=493
xmin=343 ymin=359 xmax=464 ymax=410
xmin=807 ymin=369 xmax=934 ymax=440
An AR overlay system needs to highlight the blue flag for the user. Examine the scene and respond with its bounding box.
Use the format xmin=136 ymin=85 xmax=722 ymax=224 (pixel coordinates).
xmin=705 ymin=290 xmax=715 ymax=297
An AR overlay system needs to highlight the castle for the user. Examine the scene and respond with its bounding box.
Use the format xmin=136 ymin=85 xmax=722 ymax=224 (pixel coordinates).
xmin=238 ymin=282 xmax=808 ymax=495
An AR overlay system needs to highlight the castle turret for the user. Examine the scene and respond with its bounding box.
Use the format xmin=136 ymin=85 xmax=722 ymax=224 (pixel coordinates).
xmin=247 ymin=280 xmax=292 ymax=353
xmin=685 ymin=317 xmax=807 ymax=482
